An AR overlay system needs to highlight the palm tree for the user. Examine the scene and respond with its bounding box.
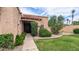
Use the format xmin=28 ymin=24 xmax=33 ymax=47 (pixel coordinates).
xmin=67 ymin=19 xmax=69 ymax=24
xmin=72 ymin=10 xmax=75 ymax=24
xmin=67 ymin=19 xmax=70 ymax=25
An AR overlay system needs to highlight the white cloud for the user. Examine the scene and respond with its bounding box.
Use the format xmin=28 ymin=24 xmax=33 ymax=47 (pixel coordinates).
xmin=19 ymin=7 xmax=38 ymax=15
xmin=46 ymin=7 xmax=79 ymax=16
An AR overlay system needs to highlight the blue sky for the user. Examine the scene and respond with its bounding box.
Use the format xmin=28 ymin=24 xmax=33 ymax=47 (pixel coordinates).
xmin=20 ymin=7 xmax=79 ymax=21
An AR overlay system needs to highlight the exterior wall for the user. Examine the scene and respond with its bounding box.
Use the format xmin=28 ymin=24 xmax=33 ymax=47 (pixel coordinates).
xmin=12 ymin=8 xmax=21 ymax=35
xmin=41 ymin=17 xmax=48 ymax=28
xmin=60 ymin=25 xmax=79 ymax=33
xmin=0 ymin=7 xmax=21 ymax=37
xmin=41 ymin=17 xmax=51 ymax=32
xmin=0 ymin=8 xmax=1 ymax=33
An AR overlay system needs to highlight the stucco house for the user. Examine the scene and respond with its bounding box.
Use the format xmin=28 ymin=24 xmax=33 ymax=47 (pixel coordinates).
xmin=0 ymin=7 xmax=50 ymax=38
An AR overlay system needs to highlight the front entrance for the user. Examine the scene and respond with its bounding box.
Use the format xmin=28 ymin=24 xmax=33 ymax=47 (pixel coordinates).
xmin=22 ymin=21 xmax=31 ymax=33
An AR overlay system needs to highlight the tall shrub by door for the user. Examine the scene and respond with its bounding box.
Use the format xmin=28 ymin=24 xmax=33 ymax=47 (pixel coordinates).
xmin=31 ymin=21 xmax=38 ymax=36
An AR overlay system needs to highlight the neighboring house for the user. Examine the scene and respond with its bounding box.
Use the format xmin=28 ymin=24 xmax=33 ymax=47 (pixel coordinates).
xmin=0 ymin=7 xmax=50 ymax=38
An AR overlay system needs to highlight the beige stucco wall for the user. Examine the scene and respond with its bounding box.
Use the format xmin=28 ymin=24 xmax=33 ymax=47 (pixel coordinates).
xmin=41 ymin=17 xmax=51 ymax=32
xmin=60 ymin=25 xmax=79 ymax=33
xmin=0 ymin=8 xmax=1 ymax=33
xmin=41 ymin=17 xmax=48 ymax=28
xmin=0 ymin=7 xmax=21 ymax=38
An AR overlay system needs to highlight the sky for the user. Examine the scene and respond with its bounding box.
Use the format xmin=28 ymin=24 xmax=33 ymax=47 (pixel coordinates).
xmin=20 ymin=7 xmax=79 ymax=22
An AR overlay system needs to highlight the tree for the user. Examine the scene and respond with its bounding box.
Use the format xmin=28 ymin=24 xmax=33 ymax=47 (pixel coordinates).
xmin=72 ymin=10 xmax=75 ymax=24
xmin=58 ymin=15 xmax=64 ymax=28
xmin=48 ymin=16 xmax=57 ymax=27
xmin=48 ymin=15 xmax=64 ymax=34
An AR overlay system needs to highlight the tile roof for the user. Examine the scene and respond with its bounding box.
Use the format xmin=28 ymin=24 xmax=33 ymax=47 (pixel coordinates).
xmin=21 ymin=14 xmax=48 ymax=21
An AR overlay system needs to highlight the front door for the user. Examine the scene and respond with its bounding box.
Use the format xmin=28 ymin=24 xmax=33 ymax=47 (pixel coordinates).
xmin=23 ymin=21 xmax=31 ymax=33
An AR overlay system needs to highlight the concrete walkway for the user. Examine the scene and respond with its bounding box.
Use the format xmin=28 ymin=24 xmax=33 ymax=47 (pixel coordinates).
xmin=22 ymin=34 xmax=38 ymax=51
xmin=34 ymin=34 xmax=63 ymax=40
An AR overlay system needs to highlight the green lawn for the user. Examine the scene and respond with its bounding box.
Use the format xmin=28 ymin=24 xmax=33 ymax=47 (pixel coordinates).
xmin=35 ymin=35 xmax=79 ymax=51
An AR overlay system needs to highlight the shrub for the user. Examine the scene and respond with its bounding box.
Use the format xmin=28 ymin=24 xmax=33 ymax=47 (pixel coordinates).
xmin=39 ymin=26 xmax=51 ymax=37
xmin=31 ymin=21 xmax=38 ymax=36
xmin=15 ymin=32 xmax=26 ymax=46
xmin=21 ymin=32 xmax=26 ymax=40
xmin=15 ymin=35 xmax=22 ymax=46
xmin=48 ymin=15 xmax=64 ymax=34
xmin=0 ymin=33 xmax=14 ymax=49
xmin=73 ymin=29 xmax=79 ymax=34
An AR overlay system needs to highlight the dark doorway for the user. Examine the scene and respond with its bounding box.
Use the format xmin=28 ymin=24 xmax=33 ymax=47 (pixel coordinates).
xmin=22 ymin=21 xmax=31 ymax=33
